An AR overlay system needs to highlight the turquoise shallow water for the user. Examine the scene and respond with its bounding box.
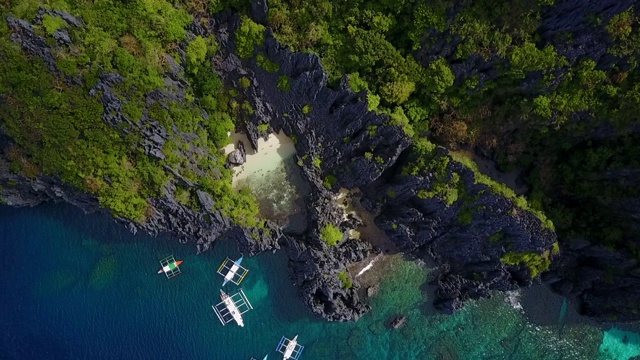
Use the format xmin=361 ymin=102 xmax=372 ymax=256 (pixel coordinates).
xmin=1 ymin=203 xmax=640 ymax=359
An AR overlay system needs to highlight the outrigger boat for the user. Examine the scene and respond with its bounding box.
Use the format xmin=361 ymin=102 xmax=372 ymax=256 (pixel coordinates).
xmin=217 ymin=256 xmax=249 ymax=286
xmin=276 ymin=335 xmax=304 ymax=360
xmin=157 ymin=255 xmax=183 ymax=279
xmin=212 ymin=289 xmax=253 ymax=327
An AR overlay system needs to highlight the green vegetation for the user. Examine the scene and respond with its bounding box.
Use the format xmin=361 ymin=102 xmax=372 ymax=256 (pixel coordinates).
xmin=302 ymin=104 xmax=313 ymax=114
xmin=264 ymin=0 xmax=640 ymax=255
xmin=242 ymin=100 xmax=255 ymax=115
xmin=256 ymin=53 xmax=279 ymax=72
xmin=239 ymin=77 xmax=251 ymax=88
xmin=186 ymin=36 xmax=208 ymax=67
xmin=457 ymin=208 xmax=473 ymax=224
xmin=257 ymin=124 xmax=269 ymax=132
xmin=312 ymin=157 xmax=322 ymax=169
xmin=449 ymin=151 xmax=554 ymax=230
xmin=0 ymin=0 xmax=262 ymax=227
xmin=277 ymin=75 xmax=291 ymax=92
xmin=42 ymin=14 xmax=67 ymax=35
xmin=501 ymin=251 xmax=552 ymax=278
xmin=323 ymin=175 xmax=337 ymax=188
xmin=320 ymin=224 xmax=343 ymax=246
xmin=337 ymin=270 xmax=353 ymax=289
xmin=489 ymin=230 xmax=506 ymax=243
xmin=235 ymin=16 xmax=265 ymax=58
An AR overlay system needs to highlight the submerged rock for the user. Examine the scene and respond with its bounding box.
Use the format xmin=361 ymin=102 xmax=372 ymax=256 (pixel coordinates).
xmin=366 ymin=284 xmax=380 ymax=298
xmin=389 ymin=316 xmax=407 ymax=329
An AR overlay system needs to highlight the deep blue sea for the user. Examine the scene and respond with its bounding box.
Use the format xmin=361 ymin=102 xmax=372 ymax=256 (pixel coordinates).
xmin=1 ymin=203 xmax=640 ymax=360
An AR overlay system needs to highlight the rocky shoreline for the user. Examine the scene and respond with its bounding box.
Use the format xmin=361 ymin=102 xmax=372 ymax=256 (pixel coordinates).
xmin=1 ymin=2 xmax=637 ymax=324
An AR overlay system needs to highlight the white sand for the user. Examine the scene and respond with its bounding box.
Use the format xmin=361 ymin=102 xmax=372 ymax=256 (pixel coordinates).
xmin=223 ymin=131 xmax=296 ymax=186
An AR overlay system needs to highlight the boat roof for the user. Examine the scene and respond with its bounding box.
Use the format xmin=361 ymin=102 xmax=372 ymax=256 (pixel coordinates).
xmin=217 ymin=257 xmax=249 ymax=285
xmin=159 ymin=255 xmax=181 ymax=279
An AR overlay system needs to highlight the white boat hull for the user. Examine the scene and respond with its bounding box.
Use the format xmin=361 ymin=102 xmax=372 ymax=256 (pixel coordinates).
xmin=223 ymin=295 xmax=244 ymax=327
xmin=283 ymin=336 xmax=298 ymax=360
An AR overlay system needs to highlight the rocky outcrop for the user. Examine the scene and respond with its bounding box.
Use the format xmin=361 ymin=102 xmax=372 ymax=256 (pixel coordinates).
xmin=198 ymin=9 xmax=411 ymax=321
xmin=1 ymin=3 xmax=559 ymax=321
xmin=539 ymin=0 xmax=634 ymax=62
xmin=404 ymin=0 xmax=640 ymax=321
xmin=364 ymin=151 xmax=557 ymax=313
xmin=546 ymin=239 xmax=640 ymax=322
xmin=205 ymin=7 xmax=562 ymax=318
xmin=225 ymin=141 xmax=246 ymax=168
xmin=0 ymin=11 xmax=280 ymax=260
xmin=285 ymin=233 xmax=372 ymax=321
xmin=205 ymin=9 xmax=412 ymax=189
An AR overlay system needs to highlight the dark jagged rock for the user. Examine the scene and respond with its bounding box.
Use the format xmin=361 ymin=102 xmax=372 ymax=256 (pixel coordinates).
xmin=250 ymin=0 xmax=269 ymax=26
xmin=366 ymin=153 xmax=557 ymax=314
xmin=285 ymin=234 xmax=371 ymax=322
xmin=225 ymin=141 xmax=246 ymax=168
xmin=408 ymin=0 xmax=640 ymax=322
xmin=1 ymin=10 xmax=384 ymax=323
xmin=0 ymin=162 xmax=101 ymax=212
xmin=546 ymin=239 xmax=640 ymax=322
xmin=36 ymin=9 xmax=83 ymax=28
xmin=52 ymin=29 xmax=71 ymax=45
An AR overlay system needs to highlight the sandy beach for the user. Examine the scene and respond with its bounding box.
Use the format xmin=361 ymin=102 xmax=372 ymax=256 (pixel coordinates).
xmin=223 ymin=131 xmax=297 ymax=186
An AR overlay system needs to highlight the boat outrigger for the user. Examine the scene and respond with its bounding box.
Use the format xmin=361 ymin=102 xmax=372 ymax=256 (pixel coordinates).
xmin=276 ymin=335 xmax=304 ymax=360
xmin=212 ymin=289 xmax=253 ymax=327
xmin=157 ymin=255 xmax=183 ymax=279
xmin=217 ymin=256 xmax=249 ymax=286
